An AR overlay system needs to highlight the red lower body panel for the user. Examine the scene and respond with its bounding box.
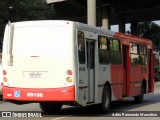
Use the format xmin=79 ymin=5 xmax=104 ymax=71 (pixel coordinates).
xmin=3 ymin=85 xmax=75 ymax=101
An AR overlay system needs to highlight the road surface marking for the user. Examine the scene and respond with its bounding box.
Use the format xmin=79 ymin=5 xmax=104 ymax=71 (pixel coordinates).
xmin=50 ymin=115 xmax=70 ymax=120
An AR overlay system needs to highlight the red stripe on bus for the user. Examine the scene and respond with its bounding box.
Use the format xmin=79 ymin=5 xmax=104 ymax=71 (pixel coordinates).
xmin=3 ymin=85 xmax=75 ymax=101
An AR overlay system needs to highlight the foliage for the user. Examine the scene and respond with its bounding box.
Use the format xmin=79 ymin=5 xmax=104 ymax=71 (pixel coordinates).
xmin=0 ymin=0 xmax=56 ymax=39
xmin=136 ymin=22 xmax=160 ymax=50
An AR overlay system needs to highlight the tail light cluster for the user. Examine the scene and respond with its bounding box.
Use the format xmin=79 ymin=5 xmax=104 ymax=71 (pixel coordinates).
xmin=3 ymin=70 xmax=8 ymax=82
xmin=66 ymin=70 xmax=73 ymax=83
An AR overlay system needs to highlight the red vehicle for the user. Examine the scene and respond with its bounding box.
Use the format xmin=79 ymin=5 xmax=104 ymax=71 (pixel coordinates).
xmin=113 ymin=32 xmax=154 ymax=103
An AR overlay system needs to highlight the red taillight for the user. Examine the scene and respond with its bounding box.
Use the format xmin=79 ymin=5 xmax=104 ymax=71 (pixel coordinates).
xmin=3 ymin=70 xmax=7 ymax=75
xmin=67 ymin=70 xmax=72 ymax=75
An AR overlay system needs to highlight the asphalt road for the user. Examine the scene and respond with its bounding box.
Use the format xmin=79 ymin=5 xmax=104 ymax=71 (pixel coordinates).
xmin=0 ymin=81 xmax=160 ymax=120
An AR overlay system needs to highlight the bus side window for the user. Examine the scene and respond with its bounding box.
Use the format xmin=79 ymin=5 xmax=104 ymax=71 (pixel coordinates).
xmin=130 ymin=42 xmax=139 ymax=65
xmin=98 ymin=35 xmax=110 ymax=64
xmin=139 ymin=44 xmax=147 ymax=65
xmin=78 ymin=31 xmax=86 ymax=64
xmin=109 ymin=38 xmax=121 ymax=64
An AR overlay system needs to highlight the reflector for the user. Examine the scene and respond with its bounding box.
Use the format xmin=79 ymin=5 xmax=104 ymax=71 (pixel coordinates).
xmin=3 ymin=70 xmax=7 ymax=75
xmin=67 ymin=70 xmax=72 ymax=75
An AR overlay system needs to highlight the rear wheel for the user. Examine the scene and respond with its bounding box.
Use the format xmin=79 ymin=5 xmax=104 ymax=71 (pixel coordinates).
xmin=39 ymin=103 xmax=62 ymax=113
xmin=0 ymin=95 xmax=2 ymax=100
xmin=98 ymin=85 xmax=111 ymax=113
xmin=134 ymin=85 xmax=144 ymax=103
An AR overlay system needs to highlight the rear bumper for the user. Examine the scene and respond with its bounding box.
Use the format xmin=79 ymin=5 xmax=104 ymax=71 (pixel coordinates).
xmin=2 ymin=85 xmax=75 ymax=102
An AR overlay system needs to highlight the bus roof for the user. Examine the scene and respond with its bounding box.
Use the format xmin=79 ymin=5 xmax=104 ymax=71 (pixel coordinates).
xmin=76 ymin=22 xmax=115 ymax=37
xmin=114 ymin=32 xmax=152 ymax=47
xmin=9 ymin=20 xmax=152 ymax=48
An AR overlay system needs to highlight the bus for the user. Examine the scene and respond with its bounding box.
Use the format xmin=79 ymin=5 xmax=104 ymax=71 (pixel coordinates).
xmin=2 ymin=20 xmax=154 ymax=112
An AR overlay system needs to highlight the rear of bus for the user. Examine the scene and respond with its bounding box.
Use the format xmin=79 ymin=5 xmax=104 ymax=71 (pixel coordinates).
xmin=2 ymin=21 xmax=76 ymax=104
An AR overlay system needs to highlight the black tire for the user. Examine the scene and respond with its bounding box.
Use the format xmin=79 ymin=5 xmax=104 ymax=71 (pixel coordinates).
xmin=134 ymin=85 xmax=144 ymax=103
xmin=39 ymin=103 xmax=62 ymax=113
xmin=98 ymin=85 xmax=111 ymax=113
xmin=0 ymin=95 xmax=2 ymax=101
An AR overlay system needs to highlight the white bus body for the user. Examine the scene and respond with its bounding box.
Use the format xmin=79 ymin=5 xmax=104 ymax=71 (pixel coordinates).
xmin=2 ymin=21 xmax=114 ymax=106
xmin=2 ymin=20 xmax=153 ymax=112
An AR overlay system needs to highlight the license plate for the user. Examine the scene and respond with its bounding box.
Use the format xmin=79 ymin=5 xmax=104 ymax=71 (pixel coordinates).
xmin=23 ymin=71 xmax=48 ymax=79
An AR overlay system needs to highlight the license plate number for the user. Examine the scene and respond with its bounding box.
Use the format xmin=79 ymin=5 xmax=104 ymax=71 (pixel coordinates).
xmin=29 ymin=72 xmax=42 ymax=78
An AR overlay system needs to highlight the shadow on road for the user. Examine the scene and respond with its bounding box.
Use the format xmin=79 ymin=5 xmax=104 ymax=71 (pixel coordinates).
xmin=42 ymin=93 xmax=160 ymax=117
xmin=41 ymin=82 xmax=160 ymax=117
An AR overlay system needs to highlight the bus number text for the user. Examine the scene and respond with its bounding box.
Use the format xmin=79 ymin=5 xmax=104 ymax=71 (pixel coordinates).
xmin=27 ymin=93 xmax=43 ymax=98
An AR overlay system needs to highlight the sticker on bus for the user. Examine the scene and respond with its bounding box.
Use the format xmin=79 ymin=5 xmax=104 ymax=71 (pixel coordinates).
xmin=14 ymin=91 xmax=20 ymax=97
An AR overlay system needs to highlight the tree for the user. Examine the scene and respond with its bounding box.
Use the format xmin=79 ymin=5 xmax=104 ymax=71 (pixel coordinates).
xmin=136 ymin=22 xmax=160 ymax=50
xmin=0 ymin=0 xmax=56 ymax=39
xmin=7 ymin=0 xmax=56 ymax=21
